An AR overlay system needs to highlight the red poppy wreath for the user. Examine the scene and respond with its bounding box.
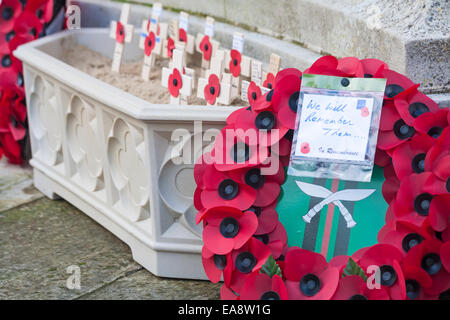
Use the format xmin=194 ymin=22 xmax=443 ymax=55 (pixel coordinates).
xmin=193 ymin=55 xmax=450 ymax=300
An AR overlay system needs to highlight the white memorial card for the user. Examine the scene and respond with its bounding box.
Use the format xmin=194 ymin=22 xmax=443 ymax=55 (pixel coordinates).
xmin=294 ymin=93 xmax=374 ymax=162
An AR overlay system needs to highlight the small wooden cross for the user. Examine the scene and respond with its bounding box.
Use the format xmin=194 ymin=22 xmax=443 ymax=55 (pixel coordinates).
xmin=197 ymin=49 xmax=233 ymax=106
xmin=241 ymin=53 xmax=281 ymax=102
xmin=162 ymin=49 xmax=193 ymax=105
xmin=109 ymin=3 xmax=134 ymax=73
xmin=139 ymin=3 xmax=168 ymax=80
xmin=224 ymin=32 xmax=252 ymax=99
xmin=195 ymin=16 xmax=221 ymax=72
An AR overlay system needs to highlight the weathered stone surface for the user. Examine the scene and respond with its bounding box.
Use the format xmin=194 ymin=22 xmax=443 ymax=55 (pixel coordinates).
xmin=0 ymin=198 xmax=218 ymax=299
xmin=0 ymin=158 xmax=42 ymax=212
xmin=130 ymin=0 xmax=449 ymax=93
xmin=78 ymin=269 xmax=221 ymax=300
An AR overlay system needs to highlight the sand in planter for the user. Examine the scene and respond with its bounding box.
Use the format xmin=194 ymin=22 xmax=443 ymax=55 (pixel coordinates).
xmin=62 ymin=44 xmax=245 ymax=107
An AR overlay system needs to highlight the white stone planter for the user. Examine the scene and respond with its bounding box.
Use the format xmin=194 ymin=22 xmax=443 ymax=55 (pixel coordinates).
xmin=14 ymin=28 xmax=240 ymax=280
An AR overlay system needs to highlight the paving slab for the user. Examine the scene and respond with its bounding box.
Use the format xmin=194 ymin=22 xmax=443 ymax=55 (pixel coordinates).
xmin=0 ymin=158 xmax=43 ymax=212
xmin=0 ymin=197 xmax=219 ymax=300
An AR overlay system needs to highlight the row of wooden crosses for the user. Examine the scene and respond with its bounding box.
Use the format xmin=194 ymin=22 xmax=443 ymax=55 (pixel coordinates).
xmin=108 ymin=3 xmax=281 ymax=106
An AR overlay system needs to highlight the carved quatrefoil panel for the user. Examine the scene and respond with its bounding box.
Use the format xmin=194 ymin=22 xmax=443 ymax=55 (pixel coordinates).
xmin=158 ymin=131 xmax=215 ymax=237
xmin=66 ymin=96 xmax=104 ymax=192
xmin=28 ymin=75 xmax=62 ymax=166
xmin=107 ymin=118 xmax=150 ymax=222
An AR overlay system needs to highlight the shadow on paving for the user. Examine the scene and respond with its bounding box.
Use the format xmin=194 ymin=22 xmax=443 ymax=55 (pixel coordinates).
xmin=0 ymin=198 xmax=220 ymax=300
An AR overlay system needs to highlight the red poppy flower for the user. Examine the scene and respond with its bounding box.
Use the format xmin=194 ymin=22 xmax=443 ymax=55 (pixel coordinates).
xmin=251 ymin=89 xmax=273 ymax=112
xmin=392 ymin=134 xmax=435 ymax=180
xmin=221 ymin=284 xmax=240 ymax=300
xmin=414 ymin=108 xmax=449 ymax=139
xmin=375 ymin=148 xmax=392 ymax=167
xmin=228 ymin=163 xmax=284 ymax=207
xmin=199 ymin=35 xmax=212 ymax=61
xmin=25 ymin=0 xmax=53 ymax=23
xmin=212 ymin=126 xmax=269 ymax=172
xmin=144 ymin=31 xmax=156 ymax=56
xmin=204 ymin=74 xmax=220 ymax=105
xmin=202 ymin=246 xmax=233 ymax=285
xmin=303 ymin=55 xmax=347 ymax=77
xmin=403 ymin=239 xmax=450 ymax=295
xmin=332 ymin=275 xmax=389 ymax=300
xmin=234 ymin=107 xmax=289 ymax=147
xmin=300 ymin=142 xmax=310 ymax=154
xmin=375 ymin=68 xmax=419 ymax=100
xmin=167 ymin=37 xmax=175 ymax=58
xmin=394 ymin=90 xmax=440 ymax=126
xmin=360 ymin=58 xmax=388 ymax=78
xmin=202 ymin=206 xmax=258 ymax=255
xmin=179 ymin=28 xmax=187 ymax=42
xmin=428 ymin=195 xmax=450 ymax=233
xmin=115 ymin=21 xmax=125 ymax=44
xmin=263 ymin=73 xmax=275 ymax=89
xmin=229 ymin=49 xmax=241 ymax=77
xmin=270 ymin=68 xmax=302 ymax=129
xmin=0 ymin=131 xmax=22 ymax=163
xmin=394 ymin=173 xmax=439 ymax=226
xmin=358 ymin=244 xmax=406 ymax=299
xmin=247 ymin=81 xmax=261 ymax=106
xmin=240 ymin=273 xmax=288 ymax=300
xmin=0 ymin=0 xmax=22 ymax=33
xmin=168 ymin=68 xmax=182 ymax=98
xmin=382 ymin=175 xmax=400 ymax=205
xmin=253 ymin=222 xmax=287 ymax=259
xmin=248 ymin=201 xmax=279 ymax=235
xmin=425 ymin=126 xmax=450 ymax=183
xmin=229 ymin=238 xmax=271 ymax=293
xmin=378 ymin=220 xmax=433 ymax=255
xmin=378 ymin=101 xmax=416 ymax=150
xmin=271 ymin=134 xmax=292 ymax=157
xmin=337 ymin=57 xmax=364 ymax=77
xmin=14 ymin=11 xmax=43 ymax=39
xmin=284 ymin=247 xmax=340 ymax=300
xmin=401 ymin=265 xmax=437 ymax=300
xmin=199 ymin=163 xmax=257 ymax=211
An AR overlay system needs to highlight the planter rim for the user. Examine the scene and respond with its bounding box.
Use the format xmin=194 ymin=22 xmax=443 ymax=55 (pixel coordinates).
xmin=14 ymin=28 xmax=241 ymax=122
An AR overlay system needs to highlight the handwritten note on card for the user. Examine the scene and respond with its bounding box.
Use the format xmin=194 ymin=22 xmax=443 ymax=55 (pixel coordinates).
xmin=294 ymin=93 xmax=374 ymax=162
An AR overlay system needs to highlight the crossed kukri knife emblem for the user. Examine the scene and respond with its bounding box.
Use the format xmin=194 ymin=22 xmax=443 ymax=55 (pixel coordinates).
xmin=296 ymin=181 xmax=375 ymax=228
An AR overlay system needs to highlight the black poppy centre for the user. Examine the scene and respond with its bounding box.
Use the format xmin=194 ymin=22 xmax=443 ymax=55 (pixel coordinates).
xmin=260 ymin=291 xmax=280 ymax=300
xmin=219 ymin=217 xmax=240 ymax=238
xmin=255 ymin=111 xmax=276 ymax=131
xmin=413 ymin=193 xmax=433 ymax=216
xmin=244 ymin=168 xmax=266 ymax=189
xmin=409 ymin=102 xmax=429 ymax=118
xmin=299 ymin=274 xmax=321 ymax=297
xmin=213 ymin=254 xmax=227 ymax=270
xmin=235 ymin=252 xmax=256 ymax=274
xmin=421 ymin=253 xmax=442 ymax=275
xmin=231 ymin=142 xmax=250 ymax=163
xmin=393 ymin=119 xmax=415 ymax=140
xmin=402 ymin=233 xmax=424 ymax=252
xmin=385 ymin=84 xmax=404 ymax=98
xmin=379 ymin=265 xmax=397 ymax=287
xmin=411 ymin=153 xmax=426 ymax=173
xmin=218 ymin=179 xmax=239 ymax=200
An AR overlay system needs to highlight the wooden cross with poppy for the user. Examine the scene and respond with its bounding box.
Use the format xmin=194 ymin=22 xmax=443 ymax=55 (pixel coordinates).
xmin=197 ymin=49 xmax=233 ymax=106
xmin=138 ymin=3 xmax=168 ymax=81
xmin=241 ymin=53 xmax=281 ymax=103
xmin=163 ymin=12 xmax=195 ymax=59
xmin=195 ymin=16 xmax=221 ymax=73
xmin=161 ymin=49 xmax=193 ymax=105
xmin=109 ymin=3 xmax=134 ymax=73
xmin=224 ymin=32 xmax=252 ymax=100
